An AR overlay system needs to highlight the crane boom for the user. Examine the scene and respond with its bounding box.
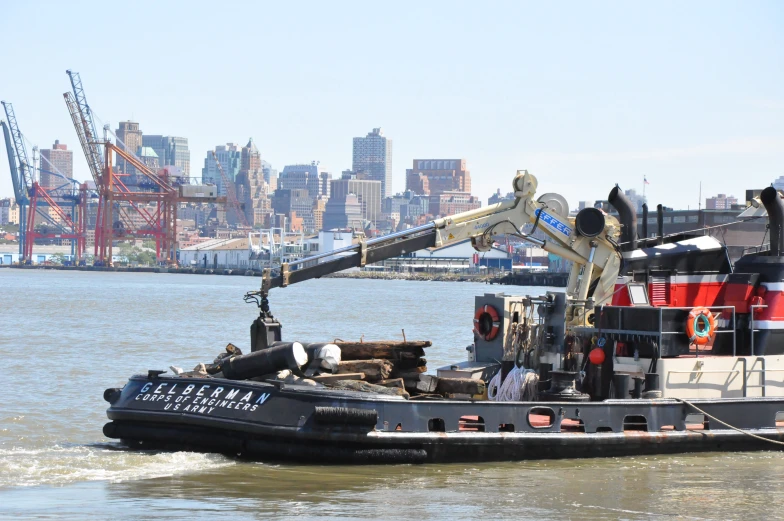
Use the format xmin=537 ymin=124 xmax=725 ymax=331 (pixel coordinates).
xmin=259 ymin=170 xmax=623 ymax=327
xmin=211 ymin=150 xmax=249 ymax=227
xmin=1 ymin=102 xmax=34 ymax=202
xmin=64 ymin=71 xmax=104 ymax=187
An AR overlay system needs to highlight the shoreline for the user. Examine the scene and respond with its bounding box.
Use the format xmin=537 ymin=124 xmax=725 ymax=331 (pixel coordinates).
xmin=3 ymin=264 xmax=568 ymax=287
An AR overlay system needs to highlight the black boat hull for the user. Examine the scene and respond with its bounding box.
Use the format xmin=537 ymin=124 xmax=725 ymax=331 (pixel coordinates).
xmin=104 ymin=375 xmax=784 ymax=464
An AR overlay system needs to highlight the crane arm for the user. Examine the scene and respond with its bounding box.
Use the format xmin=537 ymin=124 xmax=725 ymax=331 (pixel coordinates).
xmin=1 ymin=102 xmax=34 ymax=203
xmin=260 ymin=171 xmax=623 ymax=319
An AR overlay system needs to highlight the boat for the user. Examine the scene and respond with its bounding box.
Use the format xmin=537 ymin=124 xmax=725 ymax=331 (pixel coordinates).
xmin=102 ymin=172 xmax=784 ymax=463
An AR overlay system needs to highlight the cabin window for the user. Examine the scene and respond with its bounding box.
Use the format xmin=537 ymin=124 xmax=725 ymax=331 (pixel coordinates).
xmin=527 ymin=407 xmax=555 ymax=429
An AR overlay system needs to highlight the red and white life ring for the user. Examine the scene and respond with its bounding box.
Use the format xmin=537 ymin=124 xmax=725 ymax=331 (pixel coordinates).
xmin=473 ymin=305 xmax=501 ymax=341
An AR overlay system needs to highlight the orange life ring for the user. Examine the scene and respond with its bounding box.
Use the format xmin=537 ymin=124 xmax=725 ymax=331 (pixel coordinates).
xmin=474 ymin=304 xmax=501 ymax=341
xmin=686 ymin=307 xmax=716 ymax=345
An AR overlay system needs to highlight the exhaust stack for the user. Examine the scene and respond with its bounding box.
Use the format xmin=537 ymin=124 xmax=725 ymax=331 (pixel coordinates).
xmin=608 ymin=186 xmax=638 ymax=251
xmin=642 ymin=203 xmax=648 ymax=244
xmin=657 ymin=204 xmax=664 ymax=245
xmin=761 ymin=186 xmax=784 ymax=256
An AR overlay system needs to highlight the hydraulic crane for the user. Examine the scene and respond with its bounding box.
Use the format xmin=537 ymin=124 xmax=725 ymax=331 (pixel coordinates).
xmin=211 ymin=150 xmax=249 ymax=227
xmin=249 ymin=170 xmax=624 ymax=349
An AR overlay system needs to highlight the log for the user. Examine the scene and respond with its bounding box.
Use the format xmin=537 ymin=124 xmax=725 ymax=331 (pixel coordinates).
xmin=327 ymin=379 xmax=409 ymax=398
xmin=376 ymin=378 xmax=406 ymax=390
xmin=390 ymin=366 xmax=428 ymax=380
xmin=311 ymin=372 xmax=365 ymax=383
xmin=436 ymin=377 xmax=486 ymax=396
xmin=337 ymin=359 xmax=393 ymax=382
xmin=391 ymin=357 xmax=427 ymax=371
xmin=333 ymin=341 xmax=429 ymax=361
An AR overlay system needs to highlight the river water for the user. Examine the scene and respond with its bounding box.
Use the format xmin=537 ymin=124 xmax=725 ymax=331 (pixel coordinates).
xmin=0 ymin=269 xmax=782 ymax=520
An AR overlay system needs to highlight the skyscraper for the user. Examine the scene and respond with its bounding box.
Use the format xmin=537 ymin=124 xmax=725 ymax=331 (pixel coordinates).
xmin=352 ymin=128 xmax=393 ymax=198
xmin=406 ymin=159 xmax=471 ymax=196
xmin=142 ymin=135 xmax=190 ymax=176
xmin=330 ymin=171 xmax=382 ymax=222
xmin=279 ymin=162 xmax=332 ymax=198
xmin=235 ymin=138 xmax=271 ymax=226
xmin=202 ymin=143 xmax=242 ymax=196
xmin=38 ymin=140 xmax=73 ymax=190
xmin=115 ymin=121 xmax=142 ymax=176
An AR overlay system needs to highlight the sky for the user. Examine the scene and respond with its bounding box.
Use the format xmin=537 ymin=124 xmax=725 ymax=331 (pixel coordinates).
xmin=1 ymin=1 xmax=782 ymax=211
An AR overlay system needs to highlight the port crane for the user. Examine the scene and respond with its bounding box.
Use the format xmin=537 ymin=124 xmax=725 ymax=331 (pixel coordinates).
xmin=64 ymin=70 xmax=224 ymax=265
xmin=252 ymin=171 xmax=625 ymax=349
xmin=1 ymin=101 xmax=87 ymax=263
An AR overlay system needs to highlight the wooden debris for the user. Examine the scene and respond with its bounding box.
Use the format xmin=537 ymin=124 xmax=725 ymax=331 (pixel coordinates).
xmin=311 ymin=372 xmax=365 ymax=383
xmin=327 ymin=379 xmax=409 ymax=399
xmin=334 ymin=341 xmax=429 ymax=361
xmin=376 ymin=378 xmax=406 ymax=390
xmin=390 ymin=366 xmax=428 ymax=380
xmin=436 ymin=377 xmax=486 ymax=396
xmin=337 ymin=359 xmax=393 ymax=382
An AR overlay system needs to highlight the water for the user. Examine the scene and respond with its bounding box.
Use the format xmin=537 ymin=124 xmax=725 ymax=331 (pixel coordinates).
xmin=1 ymin=269 xmax=783 ymax=520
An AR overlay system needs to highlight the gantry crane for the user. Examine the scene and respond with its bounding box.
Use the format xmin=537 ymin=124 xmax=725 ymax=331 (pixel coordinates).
xmin=64 ymin=70 xmax=224 ymax=266
xmin=1 ymin=101 xmax=87 ymax=263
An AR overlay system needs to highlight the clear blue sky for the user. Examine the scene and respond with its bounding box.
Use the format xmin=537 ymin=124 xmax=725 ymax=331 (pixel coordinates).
xmin=1 ymin=1 xmax=782 ymax=210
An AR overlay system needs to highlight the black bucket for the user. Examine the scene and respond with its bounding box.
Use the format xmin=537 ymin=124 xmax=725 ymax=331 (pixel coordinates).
xmin=644 ymin=373 xmax=660 ymax=392
xmin=612 ymin=373 xmax=631 ymax=399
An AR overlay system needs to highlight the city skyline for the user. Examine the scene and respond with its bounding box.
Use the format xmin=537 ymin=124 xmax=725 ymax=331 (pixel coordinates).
xmin=0 ymin=2 xmax=782 ymax=212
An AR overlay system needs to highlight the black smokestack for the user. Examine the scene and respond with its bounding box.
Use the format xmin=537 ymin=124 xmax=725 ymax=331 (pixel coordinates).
xmin=761 ymin=186 xmax=784 ymax=256
xmin=642 ymin=203 xmax=648 ymax=244
xmin=657 ymin=204 xmax=664 ymax=245
xmin=608 ymin=186 xmax=638 ymax=251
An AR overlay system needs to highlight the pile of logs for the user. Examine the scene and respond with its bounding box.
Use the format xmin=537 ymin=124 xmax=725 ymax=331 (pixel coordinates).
xmin=314 ymin=340 xmax=485 ymax=398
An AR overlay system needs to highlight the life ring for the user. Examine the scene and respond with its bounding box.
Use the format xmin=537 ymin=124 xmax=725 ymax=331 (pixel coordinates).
xmin=686 ymin=307 xmax=716 ymax=345
xmin=474 ymin=305 xmax=501 ymax=341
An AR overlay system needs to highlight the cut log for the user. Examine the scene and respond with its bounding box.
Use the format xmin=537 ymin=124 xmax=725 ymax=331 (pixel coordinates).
xmin=327 ymin=379 xmax=409 ymax=398
xmin=392 ymin=357 xmax=427 ymax=371
xmin=390 ymin=366 xmax=428 ymax=380
xmin=436 ymin=377 xmax=486 ymax=396
xmin=334 ymin=341 xmax=429 ymax=361
xmin=376 ymin=378 xmax=406 ymax=390
xmin=337 ymin=359 xmax=393 ymax=382
xmin=311 ymin=372 xmax=365 ymax=383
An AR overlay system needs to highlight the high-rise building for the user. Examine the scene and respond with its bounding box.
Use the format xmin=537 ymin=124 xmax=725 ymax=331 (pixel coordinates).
xmin=202 ymin=144 xmax=242 ymax=196
xmin=331 ymin=171 xmax=381 ymax=222
xmin=323 ymin=193 xmax=363 ymax=231
xmin=352 ymin=128 xmax=393 ymax=198
xmin=279 ymin=162 xmax=332 ymax=198
xmin=406 ymin=159 xmax=471 ymax=197
xmin=262 ymin=160 xmax=278 ymax=190
xmin=706 ymin=194 xmax=738 ymax=210
xmin=272 ymin=189 xmax=315 ymax=232
xmin=115 ymin=121 xmax=142 ymax=176
xmin=430 ymin=191 xmax=480 ymax=216
xmin=142 ymin=135 xmax=190 ymax=176
xmin=38 ymin=140 xmax=73 ymax=190
xmin=235 ymin=138 xmax=271 ymax=226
